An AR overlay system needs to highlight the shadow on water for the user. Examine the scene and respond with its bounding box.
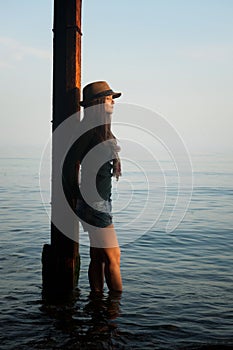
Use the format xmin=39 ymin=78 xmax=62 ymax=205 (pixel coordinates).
xmin=37 ymin=289 xmax=122 ymax=349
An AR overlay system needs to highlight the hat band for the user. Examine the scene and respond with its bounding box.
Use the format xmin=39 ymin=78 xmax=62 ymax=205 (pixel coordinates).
xmin=92 ymin=89 xmax=114 ymax=100
xmin=80 ymin=88 xmax=121 ymax=107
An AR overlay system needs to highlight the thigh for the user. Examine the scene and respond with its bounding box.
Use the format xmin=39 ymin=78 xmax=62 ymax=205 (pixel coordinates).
xmin=88 ymin=224 xmax=119 ymax=249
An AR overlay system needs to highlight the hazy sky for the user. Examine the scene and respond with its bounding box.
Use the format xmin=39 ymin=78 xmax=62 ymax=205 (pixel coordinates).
xmin=0 ymin=0 xmax=232 ymax=156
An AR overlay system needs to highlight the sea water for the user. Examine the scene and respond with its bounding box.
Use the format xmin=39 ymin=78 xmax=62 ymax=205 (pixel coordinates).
xmin=0 ymin=150 xmax=233 ymax=349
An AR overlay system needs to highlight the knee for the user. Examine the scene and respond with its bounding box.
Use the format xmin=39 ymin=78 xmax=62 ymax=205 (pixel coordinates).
xmin=90 ymin=247 xmax=105 ymax=262
xmin=115 ymin=249 xmax=121 ymax=266
xmin=105 ymin=248 xmax=121 ymax=266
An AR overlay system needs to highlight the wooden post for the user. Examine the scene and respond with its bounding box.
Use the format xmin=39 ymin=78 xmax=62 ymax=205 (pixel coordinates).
xmin=42 ymin=0 xmax=82 ymax=300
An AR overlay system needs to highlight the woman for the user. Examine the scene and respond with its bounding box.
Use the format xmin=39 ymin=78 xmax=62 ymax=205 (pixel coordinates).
xmin=64 ymin=81 xmax=122 ymax=293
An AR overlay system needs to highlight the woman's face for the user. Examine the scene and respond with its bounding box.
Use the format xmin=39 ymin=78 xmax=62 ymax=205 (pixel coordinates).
xmin=104 ymin=95 xmax=114 ymax=115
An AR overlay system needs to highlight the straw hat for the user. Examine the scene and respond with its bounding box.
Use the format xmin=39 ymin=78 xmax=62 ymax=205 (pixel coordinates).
xmin=80 ymin=81 xmax=121 ymax=107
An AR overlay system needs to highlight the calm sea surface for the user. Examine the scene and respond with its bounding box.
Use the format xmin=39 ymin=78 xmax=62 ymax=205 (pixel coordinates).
xmin=0 ymin=151 xmax=233 ymax=349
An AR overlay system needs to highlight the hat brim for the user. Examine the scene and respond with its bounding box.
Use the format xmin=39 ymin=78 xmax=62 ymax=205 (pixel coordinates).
xmin=80 ymin=91 xmax=121 ymax=107
xmin=112 ymin=92 xmax=121 ymax=99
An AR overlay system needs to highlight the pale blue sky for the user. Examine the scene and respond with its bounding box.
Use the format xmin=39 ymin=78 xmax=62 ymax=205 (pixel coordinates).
xmin=0 ymin=1 xmax=232 ymax=156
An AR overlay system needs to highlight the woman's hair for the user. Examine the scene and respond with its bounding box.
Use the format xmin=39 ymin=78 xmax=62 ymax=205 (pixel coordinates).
xmin=82 ymin=97 xmax=116 ymax=142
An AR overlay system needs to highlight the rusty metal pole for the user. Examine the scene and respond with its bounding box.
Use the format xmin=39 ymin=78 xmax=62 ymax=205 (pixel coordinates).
xmin=42 ymin=0 xmax=82 ymax=299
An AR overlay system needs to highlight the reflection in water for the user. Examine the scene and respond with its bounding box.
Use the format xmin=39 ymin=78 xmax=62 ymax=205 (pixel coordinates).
xmin=85 ymin=291 xmax=121 ymax=320
xmin=39 ymin=290 xmax=122 ymax=349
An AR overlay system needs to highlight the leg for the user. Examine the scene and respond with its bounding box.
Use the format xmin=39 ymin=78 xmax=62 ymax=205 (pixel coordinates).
xmin=102 ymin=224 xmax=122 ymax=292
xmin=88 ymin=224 xmax=122 ymax=292
xmin=88 ymin=247 xmax=105 ymax=292
xmin=104 ymin=245 xmax=122 ymax=292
